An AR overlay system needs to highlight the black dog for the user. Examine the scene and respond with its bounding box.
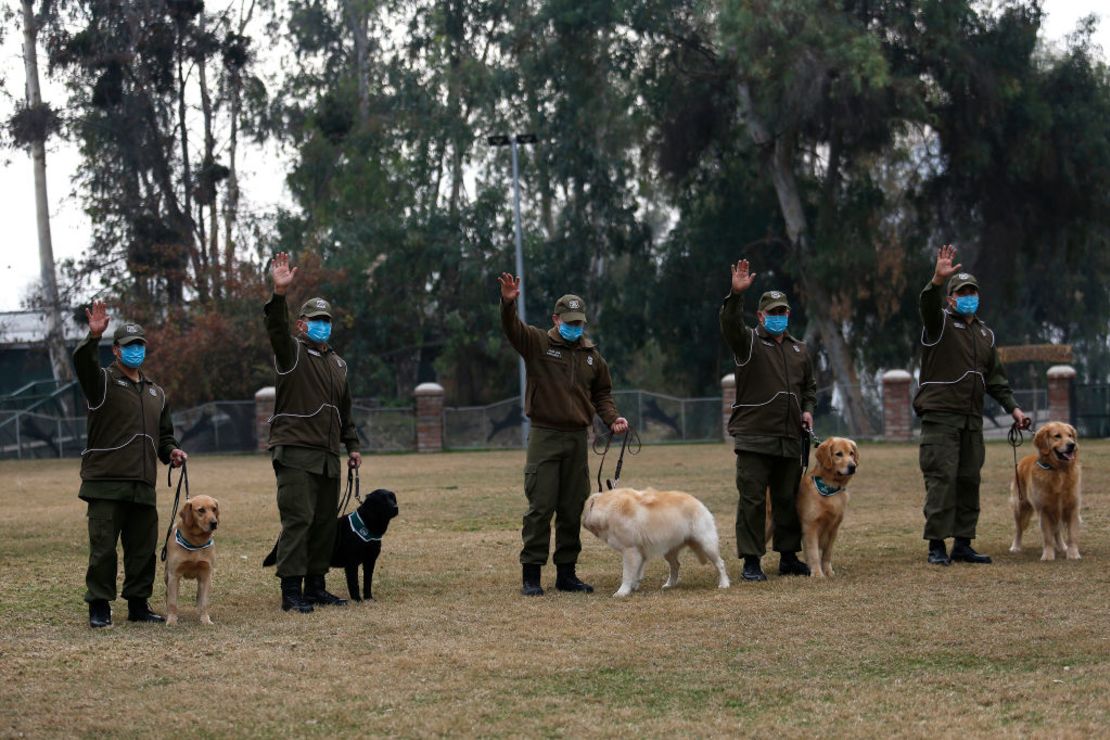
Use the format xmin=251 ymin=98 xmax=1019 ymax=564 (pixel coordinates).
xmin=263 ymin=489 xmax=399 ymax=601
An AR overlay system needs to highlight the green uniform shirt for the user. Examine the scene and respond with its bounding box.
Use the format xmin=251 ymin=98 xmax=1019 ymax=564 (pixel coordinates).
xmin=72 ymin=333 xmax=179 ymax=505
xmin=719 ymin=292 xmax=816 ymax=457
xmin=264 ymin=294 xmax=359 ymax=456
xmin=500 ymin=298 xmax=620 ymax=431
xmin=914 ymin=282 xmax=1016 ymax=429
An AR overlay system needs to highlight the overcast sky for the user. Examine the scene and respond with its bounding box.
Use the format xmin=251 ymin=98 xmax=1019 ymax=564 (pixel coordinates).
xmin=0 ymin=1 xmax=1106 ymax=313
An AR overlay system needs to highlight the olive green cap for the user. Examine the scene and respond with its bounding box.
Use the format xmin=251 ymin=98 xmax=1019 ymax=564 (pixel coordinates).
xmin=299 ymin=297 xmax=333 ymax=318
xmin=946 ymin=272 xmax=979 ymax=295
xmin=554 ymin=294 xmax=587 ymax=323
xmin=112 ymin=322 xmax=146 ymax=346
xmin=758 ymin=290 xmax=790 ymax=312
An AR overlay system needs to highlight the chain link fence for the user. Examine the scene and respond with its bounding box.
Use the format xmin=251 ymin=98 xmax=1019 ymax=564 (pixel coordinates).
xmin=352 ymin=404 xmax=416 ymax=452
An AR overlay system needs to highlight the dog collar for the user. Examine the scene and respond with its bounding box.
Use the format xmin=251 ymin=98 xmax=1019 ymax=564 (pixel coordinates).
xmin=1036 ymin=459 xmax=1055 ymax=471
xmin=813 ymin=476 xmax=843 ymax=497
xmin=347 ymin=510 xmax=382 ymax=543
xmin=175 ymin=529 xmax=214 ymax=551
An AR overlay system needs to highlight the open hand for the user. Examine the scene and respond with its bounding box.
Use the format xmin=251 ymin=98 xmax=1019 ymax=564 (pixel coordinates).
xmin=932 ymin=244 xmax=963 ymax=285
xmin=85 ymin=300 xmax=110 ymax=338
xmin=498 ymin=273 xmax=521 ymax=303
xmin=731 ymin=259 xmax=756 ymax=293
xmin=271 ymin=252 xmax=298 ymax=295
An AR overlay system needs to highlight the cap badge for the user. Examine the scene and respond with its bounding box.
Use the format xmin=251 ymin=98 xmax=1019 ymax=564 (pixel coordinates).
xmin=957 ymin=273 xmax=970 ymax=280
xmin=770 ymin=291 xmax=782 ymax=299
xmin=315 ymin=299 xmax=326 ymax=308
xmin=568 ymin=299 xmax=581 ymax=309
xmin=127 ymin=325 xmax=138 ymax=334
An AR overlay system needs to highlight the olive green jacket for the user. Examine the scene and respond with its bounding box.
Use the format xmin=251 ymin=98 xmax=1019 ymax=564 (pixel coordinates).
xmin=264 ymin=294 xmax=359 ymax=457
xmin=720 ymin=292 xmax=816 ymax=456
xmin=913 ymin=282 xmax=1016 ymax=425
xmin=73 ymin=333 xmax=179 ymax=503
xmin=500 ymin=298 xmax=620 ymax=431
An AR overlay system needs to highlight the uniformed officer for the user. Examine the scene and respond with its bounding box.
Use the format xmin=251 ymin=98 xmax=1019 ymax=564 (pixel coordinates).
xmin=720 ymin=260 xmax=816 ymax=581
xmin=75 ymin=301 xmax=187 ymax=628
xmin=915 ymin=244 xmax=1030 ymax=565
xmin=266 ymin=252 xmax=361 ymax=612
xmin=497 ymin=273 xmax=628 ymax=596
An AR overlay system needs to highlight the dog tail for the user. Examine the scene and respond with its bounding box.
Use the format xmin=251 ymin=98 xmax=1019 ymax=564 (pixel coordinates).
xmin=261 ymin=536 xmax=279 ymax=567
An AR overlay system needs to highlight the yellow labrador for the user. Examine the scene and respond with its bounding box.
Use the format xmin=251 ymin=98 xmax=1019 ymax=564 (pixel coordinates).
xmin=582 ymin=487 xmax=730 ymax=597
xmin=164 ymin=495 xmax=220 ymax=625
xmin=1010 ymin=422 xmax=1082 ymax=561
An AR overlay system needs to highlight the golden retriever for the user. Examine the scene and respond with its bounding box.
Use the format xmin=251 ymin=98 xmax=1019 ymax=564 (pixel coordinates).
xmin=1009 ymin=422 xmax=1082 ymax=561
xmin=764 ymin=437 xmax=859 ymax=577
xmin=582 ymin=487 xmax=730 ymax=597
xmin=797 ymin=437 xmax=858 ymax=577
xmin=164 ymin=495 xmax=220 ymax=625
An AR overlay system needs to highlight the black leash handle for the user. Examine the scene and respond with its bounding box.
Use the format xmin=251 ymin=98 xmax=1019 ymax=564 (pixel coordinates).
xmin=160 ymin=461 xmax=190 ymax=562
xmin=1009 ymin=418 xmax=1035 ymax=500
xmin=592 ymin=427 xmax=641 ymax=492
xmin=339 ymin=467 xmax=361 ymax=515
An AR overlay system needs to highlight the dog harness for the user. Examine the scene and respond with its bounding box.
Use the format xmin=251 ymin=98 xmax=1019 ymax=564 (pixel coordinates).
xmin=813 ymin=476 xmax=843 ymax=497
xmin=347 ymin=510 xmax=382 ymax=543
xmin=175 ymin=529 xmax=214 ymax=551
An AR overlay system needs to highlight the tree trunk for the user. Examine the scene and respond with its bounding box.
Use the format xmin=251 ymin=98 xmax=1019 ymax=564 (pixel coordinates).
xmin=343 ymin=0 xmax=371 ymax=124
xmin=197 ymin=19 xmax=220 ymax=299
xmin=737 ymin=83 xmax=875 ymax=435
xmin=21 ymin=0 xmax=72 ymax=385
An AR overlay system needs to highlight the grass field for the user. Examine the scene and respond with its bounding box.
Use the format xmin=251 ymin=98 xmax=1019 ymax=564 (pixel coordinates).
xmin=1 ymin=440 xmax=1107 ymax=737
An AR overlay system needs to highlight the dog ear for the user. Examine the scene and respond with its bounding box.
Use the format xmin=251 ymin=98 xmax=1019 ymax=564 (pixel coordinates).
xmin=1066 ymin=424 xmax=1077 ymax=440
xmin=1033 ymin=425 xmax=1051 ymax=452
xmin=180 ymin=500 xmax=194 ymax=527
xmin=815 ymin=441 xmax=832 ymax=471
xmin=211 ymin=499 xmax=220 ymax=520
xmin=849 ymin=440 xmax=860 ymax=464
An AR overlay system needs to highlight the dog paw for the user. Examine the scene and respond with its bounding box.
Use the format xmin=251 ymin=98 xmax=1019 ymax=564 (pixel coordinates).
xmin=200 ymin=615 xmax=213 ymax=625
xmin=613 ymin=589 xmax=631 ymax=598
xmin=166 ymin=615 xmax=178 ymax=626
xmin=1009 ymin=544 xmax=1022 ymax=553
xmin=1066 ymin=550 xmax=1081 ymax=560
xmin=661 ymin=580 xmax=676 ymax=590
xmin=1040 ymin=551 xmax=1056 ymax=561
xmin=717 ymin=580 xmax=730 ymax=589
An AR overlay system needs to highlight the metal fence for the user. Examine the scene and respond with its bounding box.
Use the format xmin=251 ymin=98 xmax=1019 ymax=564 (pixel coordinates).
xmin=352 ymin=404 xmax=416 ymax=452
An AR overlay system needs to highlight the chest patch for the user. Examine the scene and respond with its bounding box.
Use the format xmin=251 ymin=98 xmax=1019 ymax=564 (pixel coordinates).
xmin=148 ymin=387 xmax=157 ymax=396
xmin=307 ymin=348 xmax=322 ymax=357
xmin=953 ymin=322 xmax=966 ymax=329
xmin=793 ymin=345 xmax=800 ymax=353
xmin=761 ymin=340 xmax=775 ymax=347
xmin=545 ymin=349 xmax=563 ymax=359
xmin=586 ymin=355 xmax=594 ymax=366
xmin=115 ymin=379 xmax=129 ymax=387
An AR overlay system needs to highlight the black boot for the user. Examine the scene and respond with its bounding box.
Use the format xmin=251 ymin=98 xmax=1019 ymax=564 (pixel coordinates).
xmin=927 ymin=539 xmax=951 ymax=565
xmin=304 ymin=574 xmax=348 ymax=606
xmin=741 ymin=556 xmax=767 ymax=582
xmin=950 ymin=537 xmax=992 ymax=564
xmin=778 ymin=551 xmax=811 ymax=576
xmin=127 ymin=599 xmax=166 ymax=623
xmin=88 ymin=600 xmax=112 ymax=628
xmin=555 ymin=563 xmax=594 ymax=593
xmin=280 ymin=576 xmax=314 ymax=613
xmin=521 ymin=564 xmax=544 ymax=596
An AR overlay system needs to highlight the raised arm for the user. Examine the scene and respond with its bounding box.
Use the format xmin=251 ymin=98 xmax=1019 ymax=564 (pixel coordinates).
xmin=265 ymin=252 xmax=299 ymax=371
xmin=719 ymin=259 xmax=756 ymax=358
xmin=921 ymin=244 xmax=961 ymax=341
xmin=498 ymin=272 xmax=543 ymax=357
xmin=73 ymin=301 xmax=110 ymax=406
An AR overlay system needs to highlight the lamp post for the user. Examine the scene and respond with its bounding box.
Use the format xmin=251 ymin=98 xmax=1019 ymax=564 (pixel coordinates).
xmin=488 ymin=133 xmax=537 ymax=444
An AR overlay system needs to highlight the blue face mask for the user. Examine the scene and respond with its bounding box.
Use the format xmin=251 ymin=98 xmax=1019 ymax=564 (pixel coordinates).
xmin=119 ymin=344 xmax=146 ymax=369
xmin=762 ymin=314 xmax=789 ymax=335
xmin=306 ymin=319 xmax=332 ymax=343
xmin=954 ymin=295 xmax=979 ymax=315
xmin=558 ymin=323 xmax=584 ymax=342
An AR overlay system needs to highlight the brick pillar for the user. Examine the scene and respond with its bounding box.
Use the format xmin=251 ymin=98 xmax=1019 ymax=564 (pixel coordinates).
xmin=881 ymin=370 xmax=913 ymax=441
xmin=254 ymin=386 xmax=275 ymax=452
xmin=1046 ymin=365 xmax=1076 ymax=424
xmin=721 ymin=373 xmax=736 ymax=442
xmin=414 ymin=382 xmax=445 ymax=453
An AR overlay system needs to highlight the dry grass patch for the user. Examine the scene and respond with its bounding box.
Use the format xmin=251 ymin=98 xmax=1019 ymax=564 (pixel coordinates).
xmin=0 ymin=440 xmax=1107 ymax=736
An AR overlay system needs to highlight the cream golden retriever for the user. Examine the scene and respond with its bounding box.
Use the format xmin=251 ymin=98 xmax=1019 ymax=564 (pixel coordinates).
xmin=164 ymin=495 xmax=220 ymax=625
xmin=765 ymin=437 xmax=859 ymax=577
xmin=582 ymin=487 xmax=730 ymax=597
xmin=1010 ymin=422 xmax=1082 ymax=561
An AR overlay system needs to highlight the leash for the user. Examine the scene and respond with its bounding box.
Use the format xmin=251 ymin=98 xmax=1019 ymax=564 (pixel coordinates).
xmin=1008 ymin=418 xmax=1034 ymax=500
xmin=339 ymin=467 xmax=361 ymax=515
xmin=592 ymin=427 xmax=642 ymax=492
xmin=801 ymin=426 xmax=821 ymax=473
xmin=160 ymin=461 xmax=190 ymax=562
